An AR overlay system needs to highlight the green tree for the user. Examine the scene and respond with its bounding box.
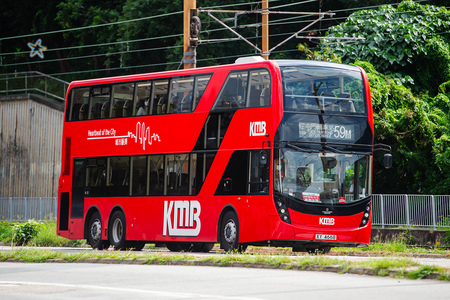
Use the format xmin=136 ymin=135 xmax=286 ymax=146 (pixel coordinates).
xmin=355 ymin=61 xmax=450 ymax=194
xmin=55 ymin=0 xmax=123 ymax=78
xmin=319 ymin=1 xmax=450 ymax=194
xmin=324 ymin=0 xmax=450 ymax=95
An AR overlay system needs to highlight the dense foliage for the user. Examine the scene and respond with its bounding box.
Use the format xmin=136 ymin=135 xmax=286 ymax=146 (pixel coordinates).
xmin=322 ymin=1 xmax=450 ymax=194
xmin=324 ymin=0 xmax=450 ymax=95
xmin=2 ymin=0 xmax=387 ymax=80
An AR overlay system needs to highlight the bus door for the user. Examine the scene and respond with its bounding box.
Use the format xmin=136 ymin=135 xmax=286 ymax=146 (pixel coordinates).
xmin=71 ymin=159 xmax=86 ymax=219
xmin=72 ymin=158 xmax=108 ymax=219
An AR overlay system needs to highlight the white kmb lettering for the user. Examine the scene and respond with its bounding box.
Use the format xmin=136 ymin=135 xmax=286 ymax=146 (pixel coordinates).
xmin=319 ymin=217 xmax=335 ymax=225
xmin=249 ymin=121 xmax=266 ymax=136
xmin=163 ymin=200 xmax=201 ymax=236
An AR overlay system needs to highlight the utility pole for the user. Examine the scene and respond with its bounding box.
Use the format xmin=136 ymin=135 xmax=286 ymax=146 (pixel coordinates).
xmin=184 ymin=0 xmax=197 ymax=69
xmin=261 ymin=0 xmax=269 ymax=60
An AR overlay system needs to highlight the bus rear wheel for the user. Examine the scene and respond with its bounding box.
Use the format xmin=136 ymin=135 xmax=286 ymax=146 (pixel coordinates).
xmin=87 ymin=211 xmax=110 ymax=250
xmin=165 ymin=242 xmax=194 ymax=252
xmin=109 ymin=211 xmax=127 ymax=250
xmin=220 ymin=211 xmax=246 ymax=253
xmin=127 ymin=241 xmax=146 ymax=251
xmin=192 ymin=243 xmax=215 ymax=253
xmin=318 ymin=246 xmax=331 ymax=254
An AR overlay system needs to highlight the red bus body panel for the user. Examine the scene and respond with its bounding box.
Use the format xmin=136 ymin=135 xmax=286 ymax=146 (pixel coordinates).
xmin=57 ymin=59 xmax=373 ymax=248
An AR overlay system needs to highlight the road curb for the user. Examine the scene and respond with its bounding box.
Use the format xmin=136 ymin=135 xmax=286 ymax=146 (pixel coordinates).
xmin=1 ymin=257 xmax=445 ymax=280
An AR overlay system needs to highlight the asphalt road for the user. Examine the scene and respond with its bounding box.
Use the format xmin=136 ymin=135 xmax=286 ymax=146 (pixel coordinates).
xmin=1 ymin=262 xmax=450 ymax=300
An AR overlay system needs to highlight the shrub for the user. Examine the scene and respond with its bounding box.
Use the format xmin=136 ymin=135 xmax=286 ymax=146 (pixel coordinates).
xmin=30 ymin=221 xmax=85 ymax=247
xmin=12 ymin=220 xmax=41 ymax=246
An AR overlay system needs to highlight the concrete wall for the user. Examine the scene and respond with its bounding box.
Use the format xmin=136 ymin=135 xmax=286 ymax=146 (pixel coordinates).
xmin=371 ymin=228 xmax=448 ymax=246
xmin=0 ymin=94 xmax=64 ymax=197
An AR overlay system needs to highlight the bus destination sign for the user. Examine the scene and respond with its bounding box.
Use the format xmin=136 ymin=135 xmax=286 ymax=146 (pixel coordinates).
xmin=299 ymin=122 xmax=354 ymax=141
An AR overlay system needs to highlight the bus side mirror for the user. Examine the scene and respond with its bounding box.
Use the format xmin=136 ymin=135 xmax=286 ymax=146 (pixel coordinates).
xmin=260 ymin=151 xmax=267 ymax=165
xmin=384 ymin=153 xmax=392 ymax=169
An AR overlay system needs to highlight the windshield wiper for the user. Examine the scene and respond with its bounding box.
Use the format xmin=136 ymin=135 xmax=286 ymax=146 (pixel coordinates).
xmin=322 ymin=144 xmax=345 ymax=154
xmin=322 ymin=144 xmax=370 ymax=155
xmin=286 ymin=142 xmax=319 ymax=153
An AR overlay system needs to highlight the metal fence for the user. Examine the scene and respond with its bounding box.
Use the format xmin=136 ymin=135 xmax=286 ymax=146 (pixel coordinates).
xmin=1 ymin=195 xmax=450 ymax=228
xmin=0 ymin=71 xmax=69 ymax=101
xmin=0 ymin=197 xmax=57 ymax=222
xmin=372 ymin=194 xmax=450 ymax=229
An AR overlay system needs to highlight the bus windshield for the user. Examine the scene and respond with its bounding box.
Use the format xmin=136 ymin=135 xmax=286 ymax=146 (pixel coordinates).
xmin=274 ymin=148 xmax=372 ymax=204
xmin=281 ymin=66 xmax=366 ymax=114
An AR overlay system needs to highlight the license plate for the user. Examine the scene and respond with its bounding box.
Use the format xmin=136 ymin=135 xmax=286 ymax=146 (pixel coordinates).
xmin=315 ymin=234 xmax=337 ymax=240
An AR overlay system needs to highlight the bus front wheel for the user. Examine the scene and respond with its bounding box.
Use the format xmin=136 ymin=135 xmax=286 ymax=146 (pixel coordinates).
xmin=87 ymin=211 xmax=110 ymax=250
xmin=109 ymin=211 xmax=127 ymax=250
xmin=220 ymin=211 xmax=246 ymax=253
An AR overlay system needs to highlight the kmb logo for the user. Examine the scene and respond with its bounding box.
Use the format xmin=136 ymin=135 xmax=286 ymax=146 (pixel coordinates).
xmin=250 ymin=121 xmax=266 ymax=136
xmin=319 ymin=217 xmax=335 ymax=225
xmin=163 ymin=200 xmax=201 ymax=236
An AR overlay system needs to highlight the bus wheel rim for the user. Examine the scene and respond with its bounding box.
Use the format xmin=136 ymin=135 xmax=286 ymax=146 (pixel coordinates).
xmin=90 ymin=219 xmax=102 ymax=242
xmin=224 ymin=219 xmax=236 ymax=244
xmin=112 ymin=218 xmax=123 ymax=243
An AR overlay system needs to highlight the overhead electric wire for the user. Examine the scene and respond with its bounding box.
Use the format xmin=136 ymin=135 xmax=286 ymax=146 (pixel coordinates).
xmin=0 ymin=10 xmax=183 ymax=41
xmin=0 ymin=44 xmax=186 ymax=68
xmin=0 ymin=33 xmax=185 ymax=56
xmin=1 ymin=0 xmax=444 ymax=78
xmin=3 ymin=9 xmax=323 ymax=65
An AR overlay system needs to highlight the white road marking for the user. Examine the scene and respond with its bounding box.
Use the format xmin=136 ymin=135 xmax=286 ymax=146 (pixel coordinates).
xmin=0 ymin=281 xmax=263 ymax=300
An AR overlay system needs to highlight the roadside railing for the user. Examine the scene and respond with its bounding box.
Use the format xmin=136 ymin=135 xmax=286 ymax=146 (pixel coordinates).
xmin=0 ymin=71 xmax=69 ymax=101
xmin=1 ymin=195 xmax=450 ymax=228
xmin=372 ymin=194 xmax=450 ymax=229
xmin=0 ymin=197 xmax=57 ymax=222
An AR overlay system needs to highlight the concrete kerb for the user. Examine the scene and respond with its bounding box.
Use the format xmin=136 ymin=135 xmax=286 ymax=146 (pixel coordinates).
xmin=1 ymin=257 xmax=446 ymax=280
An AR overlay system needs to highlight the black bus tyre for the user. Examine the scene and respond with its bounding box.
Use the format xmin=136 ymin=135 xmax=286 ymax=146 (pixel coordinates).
xmin=87 ymin=211 xmax=110 ymax=250
xmin=306 ymin=246 xmax=331 ymax=255
xmin=190 ymin=242 xmax=214 ymax=253
xmin=128 ymin=241 xmax=146 ymax=251
xmin=166 ymin=242 xmax=182 ymax=252
xmin=109 ymin=211 xmax=127 ymax=250
xmin=200 ymin=243 xmax=215 ymax=253
xmin=220 ymin=211 xmax=245 ymax=252
xmin=318 ymin=246 xmax=331 ymax=254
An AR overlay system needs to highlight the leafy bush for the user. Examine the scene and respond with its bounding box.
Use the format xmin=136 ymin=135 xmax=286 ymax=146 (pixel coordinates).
xmin=30 ymin=221 xmax=85 ymax=247
xmin=12 ymin=220 xmax=40 ymax=246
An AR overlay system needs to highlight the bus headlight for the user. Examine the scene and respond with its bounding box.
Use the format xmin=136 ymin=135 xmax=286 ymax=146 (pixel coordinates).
xmin=359 ymin=203 xmax=371 ymax=227
xmin=274 ymin=197 xmax=291 ymax=224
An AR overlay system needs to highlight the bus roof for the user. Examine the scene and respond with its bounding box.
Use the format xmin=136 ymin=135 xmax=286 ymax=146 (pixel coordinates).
xmin=67 ymin=58 xmax=279 ymax=88
xmin=274 ymin=59 xmax=361 ymax=72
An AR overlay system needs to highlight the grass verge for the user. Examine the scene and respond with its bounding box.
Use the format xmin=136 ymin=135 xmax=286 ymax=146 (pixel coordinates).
xmin=0 ymin=248 xmax=449 ymax=281
xmin=0 ymin=221 xmax=84 ymax=247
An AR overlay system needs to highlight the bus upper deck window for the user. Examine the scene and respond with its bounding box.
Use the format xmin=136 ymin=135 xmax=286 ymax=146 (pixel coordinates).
xmin=281 ymin=66 xmax=365 ymax=114
xmin=154 ymin=79 xmax=169 ymax=115
xmin=247 ymin=69 xmax=271 ymax=108
xmin=112 ymin=83 xmax=134 ymax=118
xmin=213 ymin=69 xmax=270 ymax=111
xmin=68 ymin=87 xmax=89 ymax=121
xmin=192 ymin=74 xmax=212 ymax=111
xmin=135 ymin=81 xmax=152 ymax=116
xmin=170 ymin=76 xmax=194 ymax=114
xmin=88 ymin=86 xmax=111 ymax=120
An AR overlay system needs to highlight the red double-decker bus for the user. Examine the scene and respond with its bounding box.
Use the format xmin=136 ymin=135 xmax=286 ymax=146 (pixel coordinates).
xmin=57 ymin=57 xmax=387 ymax=253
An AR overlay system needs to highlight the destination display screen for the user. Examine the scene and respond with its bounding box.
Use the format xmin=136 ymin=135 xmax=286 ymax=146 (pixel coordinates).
xmin=299 ymin=122 xmax=354 ymax=141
